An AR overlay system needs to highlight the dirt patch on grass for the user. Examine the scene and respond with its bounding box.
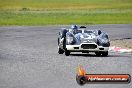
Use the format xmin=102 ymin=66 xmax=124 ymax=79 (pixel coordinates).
xmin=110 ymin=39 xmax=132 ymax=49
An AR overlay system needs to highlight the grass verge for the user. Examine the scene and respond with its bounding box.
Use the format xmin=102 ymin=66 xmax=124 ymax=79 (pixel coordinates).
xmin=0 ymin=0 xmax=132 ymax=25
xmin=0 ymin=9 xmax=132 ymax=26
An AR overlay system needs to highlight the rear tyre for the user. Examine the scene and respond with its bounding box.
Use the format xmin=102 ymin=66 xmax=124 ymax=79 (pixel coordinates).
xmin=102 ymin=51 xmax=108 ymax=56
xmin=95 ymin=52 xmax=101 ymax=56
xmin=58 ymin=48 xmax=64 ymax=54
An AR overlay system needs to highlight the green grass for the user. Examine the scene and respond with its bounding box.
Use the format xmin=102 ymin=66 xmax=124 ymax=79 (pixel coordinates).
xmin=0 ymin=0 xmax=132 ymax=10
xmin=0 ymin=0 xmax=132 ymax=25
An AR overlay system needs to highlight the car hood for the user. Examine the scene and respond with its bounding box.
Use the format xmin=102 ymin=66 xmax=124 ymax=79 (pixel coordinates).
xmin=74 ymin=33 xmax=97 ymax=44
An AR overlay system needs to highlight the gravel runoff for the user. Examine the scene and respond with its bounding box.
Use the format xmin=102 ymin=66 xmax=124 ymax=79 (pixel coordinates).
xmin=111 ymin=39 xmax=132 ymax=49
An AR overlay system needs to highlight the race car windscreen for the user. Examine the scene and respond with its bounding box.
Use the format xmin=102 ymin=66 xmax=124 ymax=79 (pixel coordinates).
xmin=84 ymin=30 xmax=94 ymax=34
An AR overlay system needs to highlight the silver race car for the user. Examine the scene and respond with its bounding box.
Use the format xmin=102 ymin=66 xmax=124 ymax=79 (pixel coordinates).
xmin=58 ymin=25 xmax=110 ymax=56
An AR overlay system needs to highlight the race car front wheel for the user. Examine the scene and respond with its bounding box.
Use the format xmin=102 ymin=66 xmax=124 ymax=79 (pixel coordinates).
xmin=102 ymin=51 xmax=108 ymax=56
xmin=95 ymin=51 xmax=101 ymax=56
xmin=65 ymin=50 xmax=70 ymax=56
xmin=58 ymin=48 xmax=64 ymax=54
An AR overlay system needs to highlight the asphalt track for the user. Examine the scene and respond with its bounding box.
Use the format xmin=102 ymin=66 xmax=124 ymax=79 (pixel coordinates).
xmin=0 ymin=24 xmax=132 ymax=88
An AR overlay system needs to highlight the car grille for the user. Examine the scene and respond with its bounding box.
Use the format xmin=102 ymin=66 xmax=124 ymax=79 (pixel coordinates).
xmin=81 ymin=44 xmax=97 ymax=49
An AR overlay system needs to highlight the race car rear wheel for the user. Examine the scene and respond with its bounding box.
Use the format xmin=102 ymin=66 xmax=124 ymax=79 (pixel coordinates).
xmin=102 ymin=51 xmax=108 ymax=56
xmin=58 ymin=48 xmax=64 ymax=54
xmin=95 ymin=51 xmax=101 ymax=56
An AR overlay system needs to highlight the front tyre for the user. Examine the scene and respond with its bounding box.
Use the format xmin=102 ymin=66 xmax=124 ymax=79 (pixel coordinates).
xmin=58 ymin=38 xmax=60 ymax=45
xmin=63 ymin=36 xmax=66 ymax=50
xmin=95 ymin=51 xmax=101 ymax=56
xmin=58 ymin=48 xmax=64 ymax=54
xmin=65 ymin=50 xmax=70 ymax=56
xmin=102 ymin=51 xmax=108 ymax=56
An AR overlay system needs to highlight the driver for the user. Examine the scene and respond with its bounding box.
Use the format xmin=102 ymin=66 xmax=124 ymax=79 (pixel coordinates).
xmin=71 ymin=25 xmax=78 ymax=34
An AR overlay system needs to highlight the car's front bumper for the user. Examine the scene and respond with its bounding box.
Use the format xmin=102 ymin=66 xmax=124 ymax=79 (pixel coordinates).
xmin=66 ymin=43 xmax=109 ymax=52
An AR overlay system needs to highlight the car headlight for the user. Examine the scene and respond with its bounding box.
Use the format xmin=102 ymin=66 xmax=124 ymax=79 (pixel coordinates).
xmin=67 ymin=36 xmax=73 ymax=43
xmin=97 ymin=38 xmax=110 ymax=47
xmin=101 ymin=38 xmax=109 ymax=43
xmin=67 ymin=35 xmax=76 ymax=45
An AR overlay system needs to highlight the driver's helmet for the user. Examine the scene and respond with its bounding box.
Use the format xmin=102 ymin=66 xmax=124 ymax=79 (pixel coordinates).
xmin=71 ymin=25 xmax=78 ymax=30
xmin=71 ymin=25 xmax=78 ymax=34
xmin=98 ymin=30 xmax=102 ymax=35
